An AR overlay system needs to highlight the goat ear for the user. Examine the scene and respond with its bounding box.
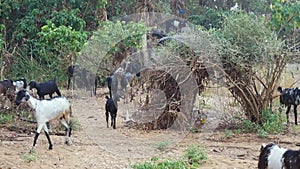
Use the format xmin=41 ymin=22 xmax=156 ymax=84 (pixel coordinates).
xmin=261 ymin=143 xmax=266 ymax=151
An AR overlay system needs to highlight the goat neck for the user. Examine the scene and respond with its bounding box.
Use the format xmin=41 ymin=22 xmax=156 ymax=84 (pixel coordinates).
xmin=26 ymin=93 xmax=38 ymax=109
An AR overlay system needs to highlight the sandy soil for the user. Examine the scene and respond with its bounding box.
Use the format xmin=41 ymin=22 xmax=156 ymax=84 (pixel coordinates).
xmin=1 ymin=88 xmax=300 ymax=169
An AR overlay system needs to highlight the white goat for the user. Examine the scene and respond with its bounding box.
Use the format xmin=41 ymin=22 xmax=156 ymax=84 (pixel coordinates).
xmin=13 ymin=77 xmax=27 ymax=92
xmin=14 ymin=81 xmax=25 ymax=92
xmin=16 ymin=89 xmax=72 ymax=150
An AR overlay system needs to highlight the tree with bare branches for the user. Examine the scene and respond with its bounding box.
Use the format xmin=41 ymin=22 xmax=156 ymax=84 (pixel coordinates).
xmin=215 ymin=12 xmax=294 ymax=123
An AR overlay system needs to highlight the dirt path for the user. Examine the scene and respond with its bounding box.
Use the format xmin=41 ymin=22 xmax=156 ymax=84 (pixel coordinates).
xmin=1 ymin=89 xmax=300 ymax=169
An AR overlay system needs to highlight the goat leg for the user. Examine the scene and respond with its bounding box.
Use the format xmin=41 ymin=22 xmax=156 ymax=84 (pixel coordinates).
xmin=112 ymin=113 xmax=116 ymax=129
xmin=67 ymin=78 xmax=71 ymax=90
xmin=32 ymin=132 xmax=40 ymax=148
xmin=113 ymin=118 xmax=116 ymax=129
xmin=111 ymin=115 xmax=113 ymax=127
xmin=44 ymin=131 xmax=53 ymax=150
xmin=68 ymin=126 xmax=72 ymax=137
xmin=294 ymin=105 xmax=298 ymax=125
xmin=56 ymin=89 xmax=61 ymax=97
xmin=106 ymin=111 xmax=109 ymax=128
xmin=286 ymin=106 xmax=291 ymax=124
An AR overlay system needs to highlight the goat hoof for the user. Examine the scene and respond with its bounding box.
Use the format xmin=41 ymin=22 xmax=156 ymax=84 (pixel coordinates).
xmin=49 ymin=145 xmax=53 ymax=150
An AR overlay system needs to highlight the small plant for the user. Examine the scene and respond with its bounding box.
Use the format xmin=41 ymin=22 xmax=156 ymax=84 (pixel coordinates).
xmin=191 ymin=127 xmax=202 ymax=133
xmin=156 ymin=141 xmax=169 ymax=151
xmin=70 ymin=118 xmax=81 ymax=131
xmin=233 ymin=129 xmax=241 ymax=135
xmin=132 ymin=144 xmax=207 ymax=169
xmin=258 ymin=128 xmax=268 ymax=138
xmin=58 ymin=118 xmax=81 ymax=132
xmin=225 ymin=129 xmax=232 ymax=139
xmin=23 ymin=151 xmax=40 ymax=162
xmin=0 ymin=112 xmax=13 ymax=124
xmin=184 ymin=145 xmax=207 ymax=168
xmin=242 ymin=119 xmax=259 ymax=133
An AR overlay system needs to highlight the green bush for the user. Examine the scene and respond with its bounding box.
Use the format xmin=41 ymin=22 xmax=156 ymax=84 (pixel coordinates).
xmin=241 ymin=109 xmax=285 ymax=137
xmin=260 ymin=109 xmax=285 ymax=134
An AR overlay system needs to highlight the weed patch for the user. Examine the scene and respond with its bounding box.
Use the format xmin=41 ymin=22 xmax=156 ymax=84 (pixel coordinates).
xmin=240 ymin=109 xmax=285 ymax=137
xmin=0 ymin=112 xmax=13 ymax=124
xmin=132 ymin=144 xmax=207 ymax=169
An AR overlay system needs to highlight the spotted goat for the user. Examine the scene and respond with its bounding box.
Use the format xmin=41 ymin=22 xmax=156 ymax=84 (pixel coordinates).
xmin=258 ymin=142 xmax=300 ymax=169
xmin=277 ymin=86 xmax=300 ymax=125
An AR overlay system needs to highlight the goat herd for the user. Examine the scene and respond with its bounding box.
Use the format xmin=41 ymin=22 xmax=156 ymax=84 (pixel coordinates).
xmin=1 ymin=65 xmax=300 ymax=168
xmin=0 ymin=77 xmax=72 ymax=151
xmin=0 ymin=65 xmax=122 ymax=152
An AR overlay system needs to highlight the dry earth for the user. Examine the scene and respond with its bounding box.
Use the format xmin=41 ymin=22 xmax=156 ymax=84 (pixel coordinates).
xmin=1 ymin=88 xmax=300 ymax=169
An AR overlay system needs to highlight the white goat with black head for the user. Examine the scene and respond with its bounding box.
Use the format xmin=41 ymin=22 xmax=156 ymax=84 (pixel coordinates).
xmin=16 ymin=89 xmax=72 ymax=150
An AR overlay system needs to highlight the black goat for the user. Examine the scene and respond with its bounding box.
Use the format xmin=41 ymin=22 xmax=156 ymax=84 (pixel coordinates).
xmin=105 ymin=96 xmax=118 ymax=129
xmin=67 ymin=65 xmax=74 ymax=90
xmin=258 ymin=142 xmax=300 ymax=169
xmin=150 ymin=28 xmax=167 ymax=40
xmin=0 ymin=79 xmax=14 ymax=95
xmin=277 ymin=86 xmax=300 ymax=125
xmin=29 ymin=79 xmax=61 ymax=99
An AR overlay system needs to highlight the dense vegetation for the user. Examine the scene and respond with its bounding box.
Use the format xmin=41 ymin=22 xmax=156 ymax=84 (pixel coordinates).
xmin=0 ymin=0 xmax=300 ymax=167
xmin=1 ymin=0 xmax=300 ymax=131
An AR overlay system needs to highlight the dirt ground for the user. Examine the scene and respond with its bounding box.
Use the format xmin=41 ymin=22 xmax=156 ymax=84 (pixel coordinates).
xmin=1 ymin=88 xmax=300 ymax=169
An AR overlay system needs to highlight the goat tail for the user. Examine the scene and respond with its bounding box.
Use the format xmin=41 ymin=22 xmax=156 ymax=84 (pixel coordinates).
xmin=277 ymin=86 xmax=283 ymax=93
